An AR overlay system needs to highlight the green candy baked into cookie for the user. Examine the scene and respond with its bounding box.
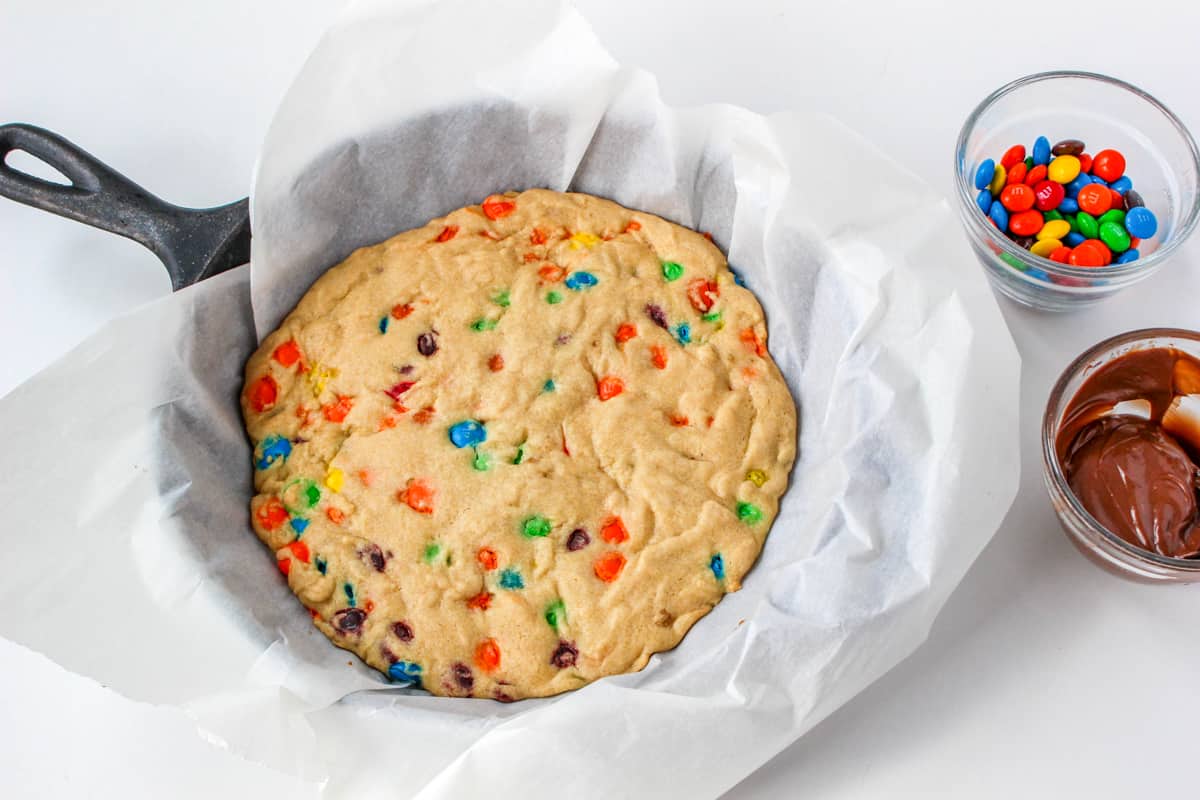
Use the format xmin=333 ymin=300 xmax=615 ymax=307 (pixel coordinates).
xmin=241 ymin=189 xmax=797 ymax=700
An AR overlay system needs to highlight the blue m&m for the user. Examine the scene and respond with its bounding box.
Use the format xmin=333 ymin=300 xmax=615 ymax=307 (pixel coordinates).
xmin=1124 ymin=206 xmax=1158 ymax=240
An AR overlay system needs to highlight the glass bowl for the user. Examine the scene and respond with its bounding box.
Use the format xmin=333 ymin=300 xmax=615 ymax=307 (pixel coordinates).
xmin=1043 ymin=328 xmax=1200 ymax=582
xmin=955 ymin=71 xmax=1200 ymax=312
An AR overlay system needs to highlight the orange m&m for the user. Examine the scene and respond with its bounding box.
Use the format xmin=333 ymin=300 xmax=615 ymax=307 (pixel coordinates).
xmin=1008 ymin=209 xmax=1044 ymax=237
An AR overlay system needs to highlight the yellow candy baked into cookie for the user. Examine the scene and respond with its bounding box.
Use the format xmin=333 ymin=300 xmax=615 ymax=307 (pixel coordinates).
xmin=241 ymin=189 xmax=797 ymax=700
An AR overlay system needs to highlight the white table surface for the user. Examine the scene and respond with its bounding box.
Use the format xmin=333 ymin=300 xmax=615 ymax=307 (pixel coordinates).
xmin=3 ymin=1 xmax=1199 ymax=797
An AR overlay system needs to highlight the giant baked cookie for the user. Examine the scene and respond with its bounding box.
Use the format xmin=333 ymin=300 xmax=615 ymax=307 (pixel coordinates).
xmin=241 ymin=189 xmax=797 ymax=700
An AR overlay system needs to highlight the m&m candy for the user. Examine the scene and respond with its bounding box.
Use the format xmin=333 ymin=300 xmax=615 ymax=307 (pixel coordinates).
xmin=971 ymin=137 xmax=1158 ymax=270
xmin=974 ymin=159 xmax=996 ymax=190
xmin=1125 ymin=206 xmax=1158 ymax=239
xmin=1032 ymin=135 xmax=1052 ymax=166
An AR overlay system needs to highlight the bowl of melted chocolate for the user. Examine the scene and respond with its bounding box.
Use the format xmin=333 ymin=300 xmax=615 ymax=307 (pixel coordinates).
xmin=1044 ymin=329 xmax=1200 ymax=581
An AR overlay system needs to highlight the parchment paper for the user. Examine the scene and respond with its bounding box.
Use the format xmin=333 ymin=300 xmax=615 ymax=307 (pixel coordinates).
xmin=0 ymin=0 xmax=1020 ymax=797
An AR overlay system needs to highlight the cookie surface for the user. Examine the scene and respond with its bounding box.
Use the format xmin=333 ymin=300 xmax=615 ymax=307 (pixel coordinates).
xmin=241 ymin=189 xmax=797 ymax=699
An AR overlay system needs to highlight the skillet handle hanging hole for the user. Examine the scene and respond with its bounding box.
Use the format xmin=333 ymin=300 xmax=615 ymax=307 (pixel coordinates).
xmin=3 ymin=147 xmax=75 ymax=187
xmin=0 ymin=124 xmax=133 ymax=218
xmin=0 ymin=122 xmax=177 ymax=251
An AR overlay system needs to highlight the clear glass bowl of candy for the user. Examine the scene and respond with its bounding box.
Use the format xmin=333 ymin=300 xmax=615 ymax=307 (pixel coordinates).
xmin=955 ymin=71 xmax=1200 ymax=311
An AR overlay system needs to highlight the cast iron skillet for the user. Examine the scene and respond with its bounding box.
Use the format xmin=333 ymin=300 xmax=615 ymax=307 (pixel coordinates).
xmin=0 ymin=123 xmax=250 ymax=290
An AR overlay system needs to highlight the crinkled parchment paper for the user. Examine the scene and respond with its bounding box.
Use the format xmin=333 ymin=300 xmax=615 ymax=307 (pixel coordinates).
xmin=0 ymin=0 xmax=1019 ymax=796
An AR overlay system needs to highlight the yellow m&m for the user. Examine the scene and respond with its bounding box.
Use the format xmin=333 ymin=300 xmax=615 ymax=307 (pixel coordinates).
xmin=1047 ymin=154 xmax=1081 ymax=184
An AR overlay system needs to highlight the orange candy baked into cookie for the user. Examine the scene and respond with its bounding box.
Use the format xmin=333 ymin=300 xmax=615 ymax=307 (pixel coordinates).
xmin=240 ymin=189 xmax=797 ymax=700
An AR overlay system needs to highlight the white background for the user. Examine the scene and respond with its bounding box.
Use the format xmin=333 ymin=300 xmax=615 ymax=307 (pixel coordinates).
xmin=3 ymin=1 xmax=1199 ymax=797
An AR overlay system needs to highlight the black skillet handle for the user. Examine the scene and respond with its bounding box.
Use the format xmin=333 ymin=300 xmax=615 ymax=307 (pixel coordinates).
xmin=0 ymin=123 xmax=250 ymax=291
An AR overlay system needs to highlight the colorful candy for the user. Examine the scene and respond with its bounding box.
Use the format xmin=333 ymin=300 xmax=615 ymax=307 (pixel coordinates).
xmin=566 ymin=528 xmax=590 ymax=551
xmin=565 ymin=271 xmax=598 ymax=290
xmin=272 ymin=340 xmax=303 ymax=368
xmin=1001 ymin=145 xmax=1025 ymax=169
xmin=417 ymin=331 xmax=438 ymax=356
xmin=1032 ymin=136 xmax=1051 ymax=166
xmin=1009 ymin=210 xmax=1043 ymax=237
xmin=358 ymin=542 xmax=384 ymax=571
xmin=247 ymin=375 xmax=278 ymax=413
xmin=1052 ymin=139 xmax=1084 ymax=156
xmin=999 ymin=184 xmax=1035 ymax=212
xmin=255 ymin=434 xmax=292 ymax=470
xmin=388 ymin=661 xmax=422 ymax=686
xmin=974 ymin=159 xmax=995 ymax=190
xmin=283 ymin=478 xmax=321 ymax=514
xmin=449 ymin=663 xmax=475 ymax=692
xmin=334 ymin=607 xmax=366 ymax=633
xmin=325 ymin=467 xmax=344 ymax=492
xmin=474 ymin=638 xmax=501 ymax=672
xmin=736 ymin=501 xmax=763 ymax=524
xmin=545 ymin=599 xmax=567 ymax=630
xmin=476 ymin=547 xmax=499 ymax=570
xmin=448 ymin=420 xmax=487 ymax=448
xmin=1125 ymin=206 xmax=1158 ymax=239
xmin=986 ymin=199 xmax=1008 ymax=232
xmin=399 ymin=478 xmax=435 ymax=514
xmin=1047 ymin=155 xmax=1080 ymax=184
xmin=661 ymin=261 xmax=684 ymax=282
xmin=498 ymin=568 xmax=525 ymax=589
xmin=1076 ymin=183 xmax=1112 ymax=216
xmin=481 ymin=195 xmax=516 ymax=220
xmin=988 ymin=163 xmax=1006 ymax=195
xmin=687 ymin=278 xmax=720 ymax=312
xmin=550 ymin=640 xmax=578 ymax=668
xmin=600 ymin=516 xmax=630 ymax=544
xmin=596 ymin=375 xmax=625 ymax=401
xmin=1030 ymin=239 xmax=1060 ymax=258
xmin=1076 ymin=211 xmax=1099 ymax=240
xmin=1033 ymin=180 xmax=1064 ymax=211
xmin=1090 ymin=149 xmax=1126 ymax=183
xmin=1037 ymin=219 xmax=1070 ymax=242
xmin=593 ymin=551 xmax=626 ymax=582
xmin=973 ymin=137 xmax=1157 ymax=269
xmin=1099 ymin=220 xmax=1131 ymax=253
xmin=522 ymin=515 xmax=552 ymax=538
xmin=1025 ymin=164 xmax=1048 ymax=186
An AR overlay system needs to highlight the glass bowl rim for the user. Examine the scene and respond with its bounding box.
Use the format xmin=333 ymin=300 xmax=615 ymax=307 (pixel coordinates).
xmin=955 ymin=70 xmax=1200 ymax=281
xmin=1042 ymin=327 xmax=1200 ymax=572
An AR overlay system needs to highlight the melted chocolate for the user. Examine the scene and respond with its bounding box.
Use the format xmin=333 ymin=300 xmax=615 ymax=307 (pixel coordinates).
xmin=1057 ymin=347 xmax=1200 ymax=558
